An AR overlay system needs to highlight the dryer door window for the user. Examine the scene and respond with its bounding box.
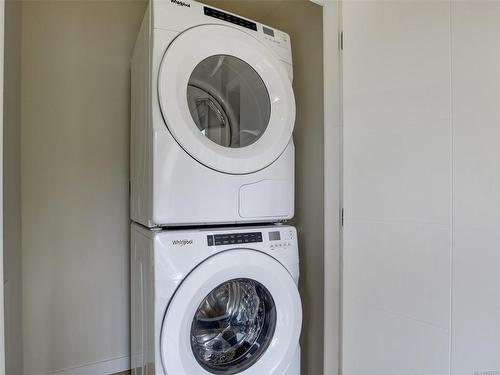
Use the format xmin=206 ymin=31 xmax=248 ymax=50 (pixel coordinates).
xmin=190 ymin=278 xmax=276 ymax=374
xmin=187 ymin=55 xmax=271 ymax=149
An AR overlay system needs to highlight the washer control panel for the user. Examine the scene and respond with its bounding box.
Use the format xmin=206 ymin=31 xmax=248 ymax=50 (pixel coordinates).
xmin=268 ymin=228 xmax=295 ymax=249
xmin=204 ymin=226 xmax=297 ymax=252
xmin=207 ymin=232 xmax=263 ymax=246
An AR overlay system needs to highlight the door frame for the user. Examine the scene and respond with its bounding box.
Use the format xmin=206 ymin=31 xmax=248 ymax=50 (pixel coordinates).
xmin=309 ymin=1 xmax=343 ymax=375
xmin=0 ymin=0 xmax=6 ymax=373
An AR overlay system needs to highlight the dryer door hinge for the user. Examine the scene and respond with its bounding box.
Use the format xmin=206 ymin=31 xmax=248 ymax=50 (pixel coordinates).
xmin=340 ymin=31 xmax=344 ymax=50
xmin=341 ymin=208 xmax=344 ymax=227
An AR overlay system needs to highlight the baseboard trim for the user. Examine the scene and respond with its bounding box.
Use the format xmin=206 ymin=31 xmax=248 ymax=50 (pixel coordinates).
xmin=40 ymin=355 xmax=130 ymax=375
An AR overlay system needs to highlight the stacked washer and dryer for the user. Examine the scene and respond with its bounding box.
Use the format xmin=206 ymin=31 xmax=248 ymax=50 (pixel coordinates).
xmin=130 ymin=1 xmax=302 ymax=374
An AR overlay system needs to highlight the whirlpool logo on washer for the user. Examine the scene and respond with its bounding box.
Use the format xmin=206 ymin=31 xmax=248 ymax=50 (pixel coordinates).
xmin=171 ymin=0 xmax=191 ymax=7
xmin=172 ymin=239 xmax=193 ymax=246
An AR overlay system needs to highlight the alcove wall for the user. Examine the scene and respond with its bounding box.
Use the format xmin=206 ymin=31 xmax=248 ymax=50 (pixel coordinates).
xmin=4 ymin=1 xmax=146 ymax=373
xmin=3 ymin=0 xmax=22 ymax=373
xmin=3 ymin=1 xmax=325 ymax=374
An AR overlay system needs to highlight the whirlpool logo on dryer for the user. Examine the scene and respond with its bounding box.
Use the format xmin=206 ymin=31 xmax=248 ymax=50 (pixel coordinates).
xmin=172 ymin=239 xmax=193 ymax=246
xmin=171 ymin=0 xmax=191 ymax=7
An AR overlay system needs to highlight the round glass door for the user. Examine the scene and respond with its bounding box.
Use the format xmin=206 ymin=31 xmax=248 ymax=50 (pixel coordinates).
xmin=160 ymin=249 xmax=301 ymax=375
xmin=187 ymin=55 xmax=271 ymax=149
xmin=190 ymin=278 xmax=276 ymax=375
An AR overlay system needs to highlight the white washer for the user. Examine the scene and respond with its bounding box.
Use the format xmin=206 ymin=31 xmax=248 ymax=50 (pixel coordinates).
xmin=131 ymin=0 xmax=296 ymax=227
xmin=131 ymin=223 xmax=302 ymax=375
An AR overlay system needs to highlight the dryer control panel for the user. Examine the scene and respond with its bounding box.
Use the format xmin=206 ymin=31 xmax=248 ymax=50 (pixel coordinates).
xmin=204 ymin=6 xmax=257 ymax=31
xmin=199 ymin=4 xmax=292 ymax=66
xmin=153 ymin=1 xmax=294 ymax=75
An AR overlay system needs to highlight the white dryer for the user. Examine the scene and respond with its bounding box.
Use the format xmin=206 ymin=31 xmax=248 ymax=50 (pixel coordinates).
xmin=131 ymin=223 xmax=302 ymax=375
xmin=131 ymin=0 xmax=296 ymax=227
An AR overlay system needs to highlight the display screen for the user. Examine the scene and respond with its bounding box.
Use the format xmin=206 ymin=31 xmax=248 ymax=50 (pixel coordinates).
xmin=268 ymin=231 xmax=281 ymax=241
xmin=207 ymin=232 xmax=263 ymax=246
xmin=204 ymin=7 xmax=257 ymax=31
xmin=263 ymin=26 xmax=275 ymax=37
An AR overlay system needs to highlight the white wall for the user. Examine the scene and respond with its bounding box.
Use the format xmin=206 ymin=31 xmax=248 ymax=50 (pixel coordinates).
xmin=451 ymin=3 xmax=500 ymax=373
xmin=342 ymin=1 xmax=452 ymax=374
xmin=3 ymin=0 xmax=23 ymax=373
xmin=20 ymin=2 xmax=146 ymax=374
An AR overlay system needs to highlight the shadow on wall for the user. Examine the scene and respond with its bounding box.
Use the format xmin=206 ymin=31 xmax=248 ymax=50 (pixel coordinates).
xmin=201 ymin=1 xmax=325 ymax=374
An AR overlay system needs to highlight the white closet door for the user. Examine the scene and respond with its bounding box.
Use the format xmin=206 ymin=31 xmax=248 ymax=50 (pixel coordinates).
xmin=451 ymin=3 xmax=500 ymax=374
xmin=342 ymin=2 xmax=452 ymax=374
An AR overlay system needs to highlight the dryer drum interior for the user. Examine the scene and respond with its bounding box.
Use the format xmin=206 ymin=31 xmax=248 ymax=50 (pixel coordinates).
xmin=186 ymin=54 xmax=272 ymax=149
xmin=190 ymin=278 xmax=277 ymax=374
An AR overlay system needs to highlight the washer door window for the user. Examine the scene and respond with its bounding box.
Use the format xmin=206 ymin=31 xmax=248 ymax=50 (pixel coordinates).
xmin=187 ymin=55 xmax=271 ymax=149
xmin=158 ymin=25 xmax=295 ymax=175
xmin=160 ymin=250 xmax=302 ymax=375
xmin=191 ymin=278 xmax=276 ymax=374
